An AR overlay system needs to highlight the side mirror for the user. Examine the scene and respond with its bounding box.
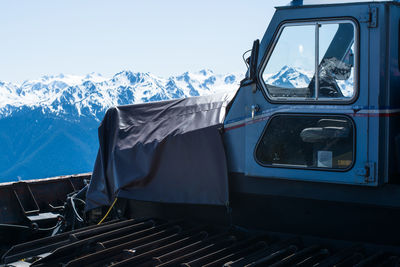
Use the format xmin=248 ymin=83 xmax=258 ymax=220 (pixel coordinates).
xmin=249 ymin=39 xmax=260 ymax=81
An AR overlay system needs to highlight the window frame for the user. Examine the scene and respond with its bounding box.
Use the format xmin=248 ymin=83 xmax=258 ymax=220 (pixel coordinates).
xmin=254 ymin=113 xmax=356 ymax=172
xmin=258 ymin=18 xmax=359 ymax=104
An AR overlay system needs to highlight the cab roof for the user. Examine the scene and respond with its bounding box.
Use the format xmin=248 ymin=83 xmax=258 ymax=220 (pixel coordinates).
xmin=283 ymin=0 xmax=399 ymax=7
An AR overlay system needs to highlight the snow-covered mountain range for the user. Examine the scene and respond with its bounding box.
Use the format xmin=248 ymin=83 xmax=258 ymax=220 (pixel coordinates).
xmin=0 ymin=70 xmax=243 ymax=121
xmin=0 ymin=70 xmax=243 ymax=182
xmin=264 ymin=65 xmax=312 ymax=89
xmin=263 ymin=65 xmax=354 ymax=97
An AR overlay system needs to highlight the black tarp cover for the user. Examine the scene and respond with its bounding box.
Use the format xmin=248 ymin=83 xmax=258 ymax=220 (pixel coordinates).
xmin=85 ymin=92 xmax=233 ymax=211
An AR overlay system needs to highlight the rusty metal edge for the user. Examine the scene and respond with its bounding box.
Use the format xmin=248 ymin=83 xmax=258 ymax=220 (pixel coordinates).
xmin=0 ymin=172 xmax=91 ymax=187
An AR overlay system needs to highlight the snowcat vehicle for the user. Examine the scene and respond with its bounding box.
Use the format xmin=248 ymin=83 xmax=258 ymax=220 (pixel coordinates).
xmin=1 ymin=0 xmax=400 ymax=266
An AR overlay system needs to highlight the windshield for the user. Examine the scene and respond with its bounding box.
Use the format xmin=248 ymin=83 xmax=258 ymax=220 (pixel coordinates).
xmin=261 ymin=20 xmax=357 ymax=101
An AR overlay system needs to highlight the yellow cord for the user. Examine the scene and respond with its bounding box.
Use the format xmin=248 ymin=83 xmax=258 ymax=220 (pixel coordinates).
xmin=97 ymin=197 xmax=118 ymax=225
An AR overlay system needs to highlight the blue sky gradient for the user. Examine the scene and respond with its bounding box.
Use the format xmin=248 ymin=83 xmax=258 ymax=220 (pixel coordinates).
xmin=0 ymin=0 xmax=288 ymax=83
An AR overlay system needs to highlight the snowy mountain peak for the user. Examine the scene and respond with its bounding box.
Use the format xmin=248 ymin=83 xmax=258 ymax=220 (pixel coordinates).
xmin=266 ymin=65 xmax=312 ymax=88
xmin=84 ymin=72 xmax=103 ymax=80
xmin=198 ymin=69 xmax=214 ymax=76
xmin=264 ymin=65 xmax=353 ymax=97
xmin=0 ymin=70 xmax=244 ymax=120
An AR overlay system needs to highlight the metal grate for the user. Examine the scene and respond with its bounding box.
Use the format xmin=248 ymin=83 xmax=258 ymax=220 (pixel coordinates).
xmin=2 ymin=218 xmax=399 ymax=267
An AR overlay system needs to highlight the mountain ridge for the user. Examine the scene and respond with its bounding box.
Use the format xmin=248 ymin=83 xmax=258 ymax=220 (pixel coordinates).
xmin=0 ymin=70 xmax=243 ymax=121
xmin=0 ymin=69 xmax=243 ymax=181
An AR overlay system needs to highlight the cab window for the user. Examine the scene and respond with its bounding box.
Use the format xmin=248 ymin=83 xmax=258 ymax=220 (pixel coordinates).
xmin=260 ymin=21 xmax=357 ymax=102
xmin=255 ymin=114 xmax=354 ymax=170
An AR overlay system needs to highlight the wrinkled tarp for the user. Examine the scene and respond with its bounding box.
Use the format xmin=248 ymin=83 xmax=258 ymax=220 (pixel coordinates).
xmin=85 ymin=92 xmax=234 ymax=211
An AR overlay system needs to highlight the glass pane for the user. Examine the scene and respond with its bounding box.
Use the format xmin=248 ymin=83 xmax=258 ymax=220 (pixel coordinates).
xmin=256 ymin=115 xmax=353 ymax=169
xmin=318 ymin=23 xmax=355 ymax=99
xmin=262 ymin=25 xmax=315 ymax=98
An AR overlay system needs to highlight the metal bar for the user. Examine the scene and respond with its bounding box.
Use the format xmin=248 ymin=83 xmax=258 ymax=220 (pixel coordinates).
xmin=334 ymin=252 xmax=364 ymax=266
xmin=183 ymin=235 xmax=270 ymax=267
xmin=155 ymin=235 xmax=237 ymax=267
xmin=225 ymin=237 xmax=301 ymax=267
xmin=201 ymin=241 xmax=269 ymax=267
xmin=153 ymin=232 xmax=231 ymax=264
xmin=99 ymin=221 xmax=177 ymax=249
xmin=73 ymin=220 xmax=155 ymax=245
xmin=2 ymin=219 xmax=121 ymax=264
xmin=315 ymin=22 xmax=319 ymax=100
xmin=247 ymin=245 xmax=298 ymax=266
xmin=353 ymin=251 xmax=385 ymax=267
xmin=30 ymin=219 xmax=154 ymax=265
xmin=295 ymin=248 xmax=330 ymax=267
xmin=109 ymin=231 xmax=209 ymax=267
xmin=268 ymin=245 xmax=321 ymax=267
xmin=71 ymin=218 xmax=147 ymax=239
xmin=315 ymin=245 xmax=363 ymax=267
xmin=64 ymin=226 xmax=184 ymax=267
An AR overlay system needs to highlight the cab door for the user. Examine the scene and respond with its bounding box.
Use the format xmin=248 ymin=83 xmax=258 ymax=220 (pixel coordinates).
xmin=244 ymin=18 xmax=373 ymax=185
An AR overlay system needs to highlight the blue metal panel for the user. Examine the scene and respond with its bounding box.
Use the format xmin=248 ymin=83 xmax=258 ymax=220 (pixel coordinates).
xmin=387 ymin=4 xmax=400 ymax=182
xmin=224 ymin=2 xmax=400 ymax=186
xmin=223 ymin=86 xmax=249 ymax=173
xmin=287 ymin=0 xmax=400 ymax=7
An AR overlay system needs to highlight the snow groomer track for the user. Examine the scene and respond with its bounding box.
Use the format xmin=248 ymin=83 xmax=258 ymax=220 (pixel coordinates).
xmin=3 ymin=218 xmax=400 ymax=267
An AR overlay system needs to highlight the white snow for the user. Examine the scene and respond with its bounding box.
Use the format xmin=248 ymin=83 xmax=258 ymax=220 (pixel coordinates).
xmin=264 ymin=66 xmax=354 ymax=96
xmin=0 ymin=70 xmax=244 ymax=120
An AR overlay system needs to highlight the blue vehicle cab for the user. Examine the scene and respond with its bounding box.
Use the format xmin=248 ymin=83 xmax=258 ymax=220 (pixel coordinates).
xmin=2 ymin=2 xmax=400 ymax=265
xmin=223 ymin=0 xmax=400 ymax=244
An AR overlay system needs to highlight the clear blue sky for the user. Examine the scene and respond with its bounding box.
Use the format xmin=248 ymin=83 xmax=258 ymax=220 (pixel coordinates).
xmin=0 ymin=0 xmax=288 ymax=83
